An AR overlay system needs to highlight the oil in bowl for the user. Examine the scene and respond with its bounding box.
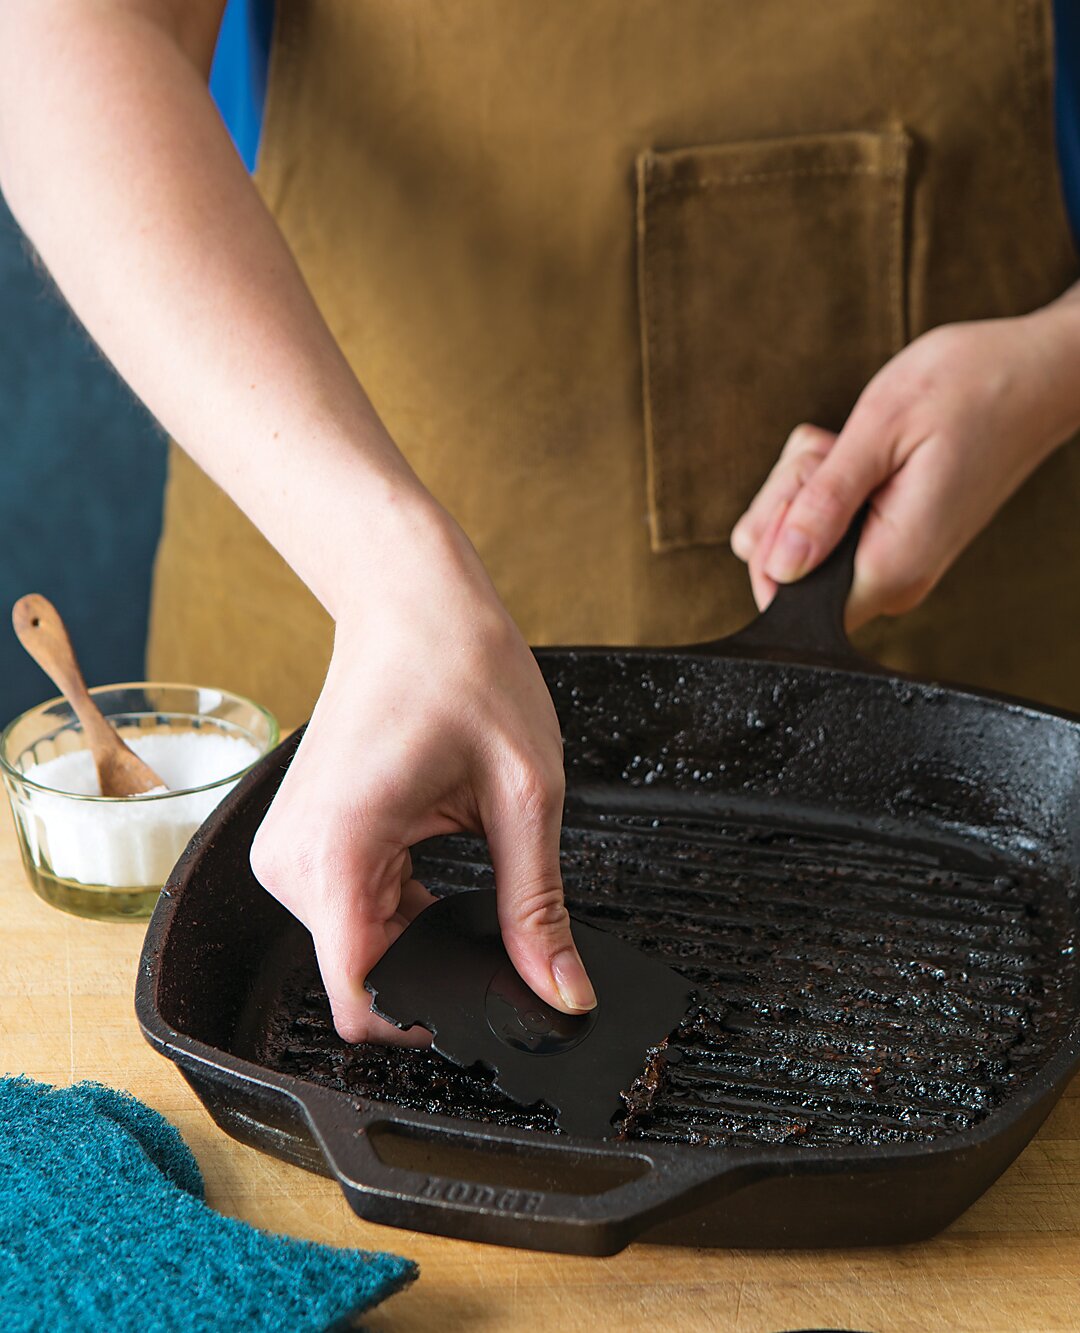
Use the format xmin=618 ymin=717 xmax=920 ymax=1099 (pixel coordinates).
xmin=0 ymin=683 xmax=278 ymax=920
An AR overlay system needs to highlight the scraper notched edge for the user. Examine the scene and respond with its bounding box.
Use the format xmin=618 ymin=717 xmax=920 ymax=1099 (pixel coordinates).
xmin=366 ymin=889 xmax=696 ymax=1138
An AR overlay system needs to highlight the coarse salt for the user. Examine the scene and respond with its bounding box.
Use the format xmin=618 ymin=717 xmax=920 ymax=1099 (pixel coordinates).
xmin=18 ymin=731 xmax=261 ymax=888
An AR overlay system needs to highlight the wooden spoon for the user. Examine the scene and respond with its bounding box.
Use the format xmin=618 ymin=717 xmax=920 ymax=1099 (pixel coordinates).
xmin=12 ymin=594 xmax=166 ymax=797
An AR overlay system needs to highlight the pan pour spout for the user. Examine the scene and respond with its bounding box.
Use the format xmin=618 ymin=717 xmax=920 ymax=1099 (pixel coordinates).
xmin=365 ymin=890 xmax=696 ymax=1138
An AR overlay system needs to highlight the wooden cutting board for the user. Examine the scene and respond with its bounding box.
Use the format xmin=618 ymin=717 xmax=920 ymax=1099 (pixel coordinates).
xmin=2 ymin=808 xmax=1079 ymax=1333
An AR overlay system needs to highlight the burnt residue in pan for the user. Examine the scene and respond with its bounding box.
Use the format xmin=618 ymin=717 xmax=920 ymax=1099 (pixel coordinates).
xmin=250 ymin=808 xmax=1074 ymax=1149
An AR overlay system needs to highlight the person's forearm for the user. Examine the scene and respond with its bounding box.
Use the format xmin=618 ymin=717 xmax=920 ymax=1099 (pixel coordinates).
xmin=0 ymin=0 xmax=435 ymax=620
xmin=1040 ymin=279 xmax=1080 ymax=439
xmin=0 ymin=2 xmax=595 ymax=1024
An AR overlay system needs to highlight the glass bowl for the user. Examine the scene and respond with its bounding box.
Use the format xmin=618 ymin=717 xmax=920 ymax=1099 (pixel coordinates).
xmin=0 ymin=683 xmax=278 ymax=921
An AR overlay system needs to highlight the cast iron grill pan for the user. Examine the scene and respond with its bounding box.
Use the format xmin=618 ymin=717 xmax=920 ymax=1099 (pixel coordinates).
xmin=251 ymin=811 xmax=1067 ymax=1150
xmin=137 ymin=529 xmax=1080 ymax=1254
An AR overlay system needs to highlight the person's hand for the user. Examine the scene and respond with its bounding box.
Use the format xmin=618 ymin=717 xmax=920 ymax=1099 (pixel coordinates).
xmin=249 ymin=501 xmax=596 ymax=1044
xmin=730 ymin=302 xmax=1080 ymax=629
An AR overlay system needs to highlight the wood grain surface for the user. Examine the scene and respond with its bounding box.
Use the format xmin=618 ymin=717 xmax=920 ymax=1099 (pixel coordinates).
xmin=3 ymin=809 xmax=1079 ymax=1333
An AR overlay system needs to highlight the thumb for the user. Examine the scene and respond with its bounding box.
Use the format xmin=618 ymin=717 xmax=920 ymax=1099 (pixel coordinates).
xmin=485 ymin=778 xmax=596 ymax=1015
xmin=761 ymin=402 xmax=896 ymax=586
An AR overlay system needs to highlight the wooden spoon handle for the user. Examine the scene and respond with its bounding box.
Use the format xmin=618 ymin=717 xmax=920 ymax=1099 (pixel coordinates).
xmin=12 ymin=594 xmax=164 ymax=795
xmin=12 ymin=595 xmax=106 ymax=737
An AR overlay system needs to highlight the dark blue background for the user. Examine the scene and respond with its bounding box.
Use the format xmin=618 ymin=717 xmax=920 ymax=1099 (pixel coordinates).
xmin=0 ymin=193 xmax=166 ymax=723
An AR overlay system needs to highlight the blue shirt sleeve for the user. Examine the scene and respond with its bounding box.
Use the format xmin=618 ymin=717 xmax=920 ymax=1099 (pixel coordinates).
xmin=209 ymin=0 xmax=275 ymax=174
xmin=1055 ymin=0 xmax=1080 ymax=247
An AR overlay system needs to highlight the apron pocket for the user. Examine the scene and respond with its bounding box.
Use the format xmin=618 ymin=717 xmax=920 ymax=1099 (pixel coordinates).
xmin=637 ymin=129 xmax=909 ymax=553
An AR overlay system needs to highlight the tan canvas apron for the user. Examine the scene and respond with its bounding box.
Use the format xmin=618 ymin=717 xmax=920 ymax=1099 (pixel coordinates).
xmin=149 ymin=0 xmax=1080 ymax=730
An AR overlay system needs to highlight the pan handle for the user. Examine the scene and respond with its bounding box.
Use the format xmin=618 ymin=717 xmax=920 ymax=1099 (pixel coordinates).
xmin=701 ymin=511 xmax=868 ymax=668
xmin=297 ymin=1088 xmax=770 ymax=1256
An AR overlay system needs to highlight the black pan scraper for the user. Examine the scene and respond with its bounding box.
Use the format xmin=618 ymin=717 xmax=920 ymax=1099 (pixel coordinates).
xmin=366 ymin=890 xmax=695 ymax=1138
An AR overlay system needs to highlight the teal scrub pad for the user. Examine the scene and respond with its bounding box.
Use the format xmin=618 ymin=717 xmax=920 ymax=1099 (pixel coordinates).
xmin=0 ymin=1076 xmax=416 ymax=1331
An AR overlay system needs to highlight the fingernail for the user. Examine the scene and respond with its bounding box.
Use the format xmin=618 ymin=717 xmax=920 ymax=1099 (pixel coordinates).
xmin=551 ymin=948 xmax=597 ymax=1012
xmin=764 ymin=527 xmax=811 ymax=583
